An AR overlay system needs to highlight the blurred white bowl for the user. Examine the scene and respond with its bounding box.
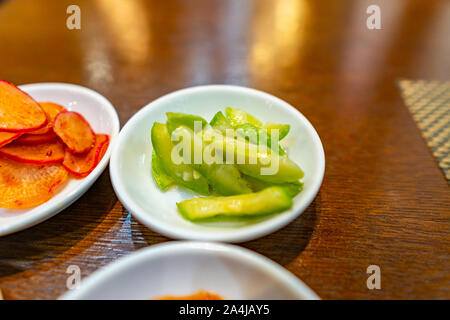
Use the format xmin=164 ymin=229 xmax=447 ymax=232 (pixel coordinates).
xmin=60 ymin=241 xmax=319 ymax=300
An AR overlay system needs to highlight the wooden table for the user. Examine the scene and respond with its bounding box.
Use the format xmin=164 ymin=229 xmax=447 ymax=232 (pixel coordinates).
xmin=0 ymin=0 xmax=448 ymax=300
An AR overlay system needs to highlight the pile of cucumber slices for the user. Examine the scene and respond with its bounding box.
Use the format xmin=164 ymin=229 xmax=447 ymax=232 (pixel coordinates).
xmin=151 ymin=107 xmax=304 ymax=221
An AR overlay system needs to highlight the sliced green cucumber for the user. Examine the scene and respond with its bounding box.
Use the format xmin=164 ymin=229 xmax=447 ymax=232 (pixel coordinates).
xmin=263 ymin=122 xmax=290 ymax=140
xmin=166 ymin=112 xmax=207 ymax=134
xmin=151 ymin=123 xmax=210 ymax=195
xmin=199 ymin=163 xmax=252 ymax=196
xmin=173 ymin=126 xmax=252 ymax=195
xmin=224 ymin=108 xmax=290 ymax=140
xmin=235 ymin=123 xmax=286 ymax=155
xmin=212 ymin=135 xmax=304 ymax=183
xmin=225 ymin=107 xmax=263 ymax=127
xmin=210 ymin=111 xmax=233 ymax=134
xmin=151 ymin=151 xmax=174 ymax=191
xmin=177 ymin=186 xmax=293 ymax=220
xmin=243 ymin=174 xmax=303 ymax=197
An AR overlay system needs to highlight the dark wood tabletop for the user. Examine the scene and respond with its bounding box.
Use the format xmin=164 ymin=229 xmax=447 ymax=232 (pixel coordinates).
xmin=0 ymin=0 xmax=449 ymax=300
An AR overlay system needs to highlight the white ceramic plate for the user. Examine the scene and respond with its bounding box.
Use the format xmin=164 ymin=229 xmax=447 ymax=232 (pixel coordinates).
xmin=0 ymin=83 xmax=120 ymax=236
xmin=60 ymin=241 xmax=319 ymax=300
xmin=110 ymin=85 xmax=324 ymax=242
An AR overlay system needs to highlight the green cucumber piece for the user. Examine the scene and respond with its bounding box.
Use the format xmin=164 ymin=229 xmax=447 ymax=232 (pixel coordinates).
xmin=213 ymin=135 xmax=304 ymax=183
xmin=151 ymin=123 xmax=210 ymax=195
xmin=173 ymin=126 xmax=252 ymax=195
xmin=237 ymin=158 xmax=303 ymax=183
xmin=210 ymin=111 xmax=233 ymax=134
xmin=151 ymin=151 xmax=174 ymax=191
xmin=225 ymin=107 xmax=263 ymax=127
xmin=177 ymin=186 xmax=293 ymax=220
xmin=235 ymin=123 xmax=286 ymax=155
xmin=166 ymin=112 xmax=207 ymax=134
xmin=224 ymin=108 xmax=290 ymax=141
xmin=263 ymin=123 xmax=290 ymax=140
xmin=243 ymin=174 xmax=303 ymax=197
xmin=199 ymin=163 xmax=252 ymax=196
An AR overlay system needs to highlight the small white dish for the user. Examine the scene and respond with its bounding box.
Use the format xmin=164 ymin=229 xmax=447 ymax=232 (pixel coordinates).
xmin=110 ymin=85 xmax=324 ymax=242
xmin=0 ymin=83 xmax=120 ymax=236
xmin=60 ymin=241 xmax=319 ymax=300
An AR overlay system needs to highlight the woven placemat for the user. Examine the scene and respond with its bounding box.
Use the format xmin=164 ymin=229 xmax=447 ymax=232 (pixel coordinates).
xmin=398 ymin=80 xmax=450 ymax=181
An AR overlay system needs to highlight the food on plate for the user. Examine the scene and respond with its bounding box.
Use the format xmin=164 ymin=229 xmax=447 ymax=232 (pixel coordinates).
xmin=151 ymin=122 xmax=210 ymax=195
xmin=235 ymin=123 xmax=286 ymax=155
xmin=0 ymin=80 xmax=110 ymax=209
xmin=209 ymin=111 xmax=233 ymax=133
xmin=54 ymin=111 xmax=95 ymax=154
xmin=0 ymin=80 xmax=47 ymax=132
xmin=151 ymin=151 xmax=174 ymax=191
xmin=166 ymin=112 xmax=207 ymax=134
xmin=0 ymin=131 xmax=22 ymax=148
xmin=263 ymin=122 xmax=290 ymax=140
xmin=150 ymin=108 xmax=304 ymax=221
xmin=62 ymin=134 xmax=109 ymax=178
xmin=0 ymin=157 xmax=68 ymax=209
xmin=243 ymin=174 xmax=303 ymax=197
xmin=225 ymin=107 xmax=263 ymax=127
xmin=156 ymin=290 xmax=222 ymax=300
xmin=15 ymin=130 xmax=58 ymax=144
xmin=177 ymin=186 xmax=293 ymax=220
xmin=0 ymin=140 xmax=65 ymax=164
xmin=169 ymin=124 xmax=252 ymax=196
xmin=26 ymin=102 xmax=66 ymax=135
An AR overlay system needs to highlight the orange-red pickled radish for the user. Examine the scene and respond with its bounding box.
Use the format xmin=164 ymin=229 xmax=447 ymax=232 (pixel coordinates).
xmin=0 ymin=131 xmax=22 ymax=148
xmin=63 ymin=134 xmax=109 ymax=178
xmin=0 ymin=80 xmax=47 ymax=132
xmin=0 ymin=157 xmax=68 ymax=209
xmin=0 ymin=140 xmax=65 ymax=164
xmin=54 ymin=111 xmax=95 ymax=154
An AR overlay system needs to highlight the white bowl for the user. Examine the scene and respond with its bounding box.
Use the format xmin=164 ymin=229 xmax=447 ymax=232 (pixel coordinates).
xmin=110 ymin=85 xmax=324 ymax=242
xmin=0 ymin=83 xmax=120 ymax=236
xmin=60 ymin=241 xmax=319 ymax=300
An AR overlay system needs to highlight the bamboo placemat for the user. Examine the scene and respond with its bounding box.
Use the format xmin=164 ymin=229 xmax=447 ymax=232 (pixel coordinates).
xmin=398 ymin=80 xmax=450 ymax=181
